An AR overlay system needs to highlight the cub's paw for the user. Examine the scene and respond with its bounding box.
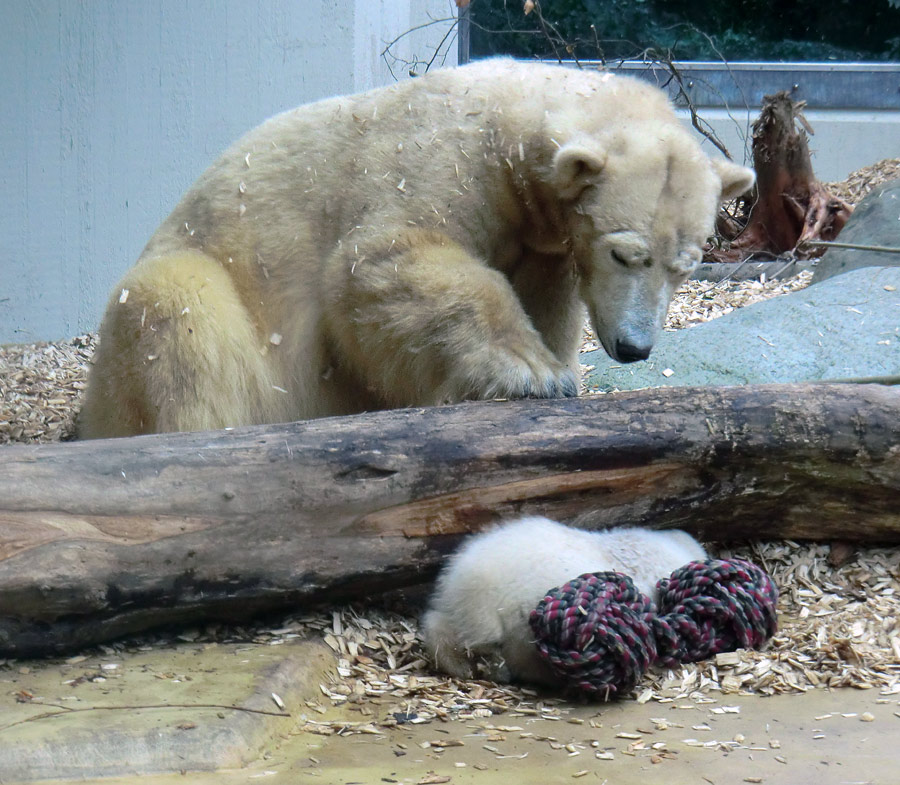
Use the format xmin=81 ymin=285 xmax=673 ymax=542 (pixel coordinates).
xmin=473 ymin=652 xmax=513 ymax=684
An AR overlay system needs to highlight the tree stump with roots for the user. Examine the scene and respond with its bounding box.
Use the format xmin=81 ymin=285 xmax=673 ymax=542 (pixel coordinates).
xmin=708 ymin=92 xmax=853 ymax=263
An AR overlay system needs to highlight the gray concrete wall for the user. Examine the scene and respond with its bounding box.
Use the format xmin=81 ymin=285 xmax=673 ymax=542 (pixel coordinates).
xmin=685 ymin=108 xmax=900 ymax=182
xmin=0 ymin=0 xmax=456 ymax=343
xmin=613 ymin=61 xmax=900 ymax=181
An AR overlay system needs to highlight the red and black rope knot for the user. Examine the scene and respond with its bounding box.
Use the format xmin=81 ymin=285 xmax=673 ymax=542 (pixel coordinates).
xmin=529 ymin=558 xmax=778 ymax=698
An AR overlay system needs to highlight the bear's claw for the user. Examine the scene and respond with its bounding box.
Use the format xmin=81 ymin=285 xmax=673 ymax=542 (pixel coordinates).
xmin=519 ymin=368 xmax=578 ymax=399
xmin=467 ymin=360 xmax=579 ymax=402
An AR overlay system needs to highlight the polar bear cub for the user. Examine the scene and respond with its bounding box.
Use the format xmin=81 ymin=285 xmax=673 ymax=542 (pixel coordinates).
xmin=423 ymin=516 xmax=706 ymax=686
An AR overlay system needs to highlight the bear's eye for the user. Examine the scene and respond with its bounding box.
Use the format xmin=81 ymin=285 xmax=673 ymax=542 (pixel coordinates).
xmin=610 ymin=249 xmax=629 ymax=267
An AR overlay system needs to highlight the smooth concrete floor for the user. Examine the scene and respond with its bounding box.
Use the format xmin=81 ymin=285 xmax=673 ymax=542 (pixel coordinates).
xmin=2 ymin=639 xmax=897 ymax=785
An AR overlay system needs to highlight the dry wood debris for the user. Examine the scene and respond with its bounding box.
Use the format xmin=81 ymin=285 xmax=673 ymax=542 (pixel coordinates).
xmin=2 ymin=160 xmax=899 ymax=730
xmin=825 ymin=157 xmax=900 ymax=205
xmin=256 ymin=534 xmax=900 ymax=736
xmin=0 ymin=335 xmax=95 ymax=444
xmin=664 ymin=271 xmax=813 ymax=331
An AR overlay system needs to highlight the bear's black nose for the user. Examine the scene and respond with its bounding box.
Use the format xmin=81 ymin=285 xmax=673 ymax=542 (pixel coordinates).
xmin=614 ymin=340 xmax=651 ymax=363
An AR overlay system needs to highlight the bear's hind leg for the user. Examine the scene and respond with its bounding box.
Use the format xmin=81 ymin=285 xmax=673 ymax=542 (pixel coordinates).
xmin=78 ymin=251 xmax=285 ymax=437
xmin=323 ymin=230 xmax=578 ymax=407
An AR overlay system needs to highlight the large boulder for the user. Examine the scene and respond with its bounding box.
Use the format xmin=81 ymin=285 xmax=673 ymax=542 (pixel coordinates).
xmin=813 ymin=178 xmax=900 ymax=283
xmin=584 ymin=266 xmax=900 ymax=391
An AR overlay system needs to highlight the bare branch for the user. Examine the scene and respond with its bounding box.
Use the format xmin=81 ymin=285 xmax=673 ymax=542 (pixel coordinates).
xmin=530 ymin=2 xmax=564 ymax=64
xmin=799 ymin=240 xmax=900 ymax=254
xmin=380 ymin=13 xmax=459 ymax=80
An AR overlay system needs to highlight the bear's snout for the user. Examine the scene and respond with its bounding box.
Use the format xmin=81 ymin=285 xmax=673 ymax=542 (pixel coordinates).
xmin=613 ymin=338 xmax=652 ymax=363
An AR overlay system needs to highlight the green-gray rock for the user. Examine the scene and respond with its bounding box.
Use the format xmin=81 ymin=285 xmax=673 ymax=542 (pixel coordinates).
xmin=585 ymin=266 xmax=900 ymax=391
xmin=813 ymin=178 xmax=900 ymax=283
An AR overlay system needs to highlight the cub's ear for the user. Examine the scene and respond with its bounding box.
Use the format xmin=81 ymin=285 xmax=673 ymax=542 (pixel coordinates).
xmin=552 ymin=143 xmax=607 ymax=200
xmin=712 ymin=158 xmax=756 ymax=201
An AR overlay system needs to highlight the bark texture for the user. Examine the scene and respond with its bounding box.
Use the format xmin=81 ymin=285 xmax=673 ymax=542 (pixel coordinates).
xmin=1 ymin=383 xmax=898 ymax=656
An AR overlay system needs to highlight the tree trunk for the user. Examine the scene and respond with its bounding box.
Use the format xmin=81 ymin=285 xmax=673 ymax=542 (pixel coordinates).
xmin=1 ymin=383 xmax=898 ymax=657
xmin=707 ymin=92 xmax=853 ymax=263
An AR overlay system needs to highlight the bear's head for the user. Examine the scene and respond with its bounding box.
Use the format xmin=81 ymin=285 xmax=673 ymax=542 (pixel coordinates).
xmin=551 ymin=125 xmax=754 ymax=364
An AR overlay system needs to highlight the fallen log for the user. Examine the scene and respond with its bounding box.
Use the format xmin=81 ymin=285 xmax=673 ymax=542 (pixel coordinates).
xmin=1 ymin=383 xmax=898 ymax=657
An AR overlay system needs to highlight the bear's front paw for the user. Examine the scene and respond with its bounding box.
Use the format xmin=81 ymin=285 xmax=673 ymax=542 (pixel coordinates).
xmin=490 ymin=357 xmax=579 ymax=400
xmin=520 ymin=366 xmax=579 ymax=399
xmin=454 ymin=353 xmax=579 ymax=402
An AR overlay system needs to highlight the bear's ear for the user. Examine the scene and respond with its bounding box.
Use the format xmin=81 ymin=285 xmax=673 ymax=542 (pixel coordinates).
xmin=552 ymin=143 xmax=608 ymax=200
xmin=712 ymin=158 xmax=756 ymax=201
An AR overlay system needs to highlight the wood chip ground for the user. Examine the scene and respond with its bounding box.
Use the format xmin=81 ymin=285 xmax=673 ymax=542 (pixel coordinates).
xmin=2 ymin=159 xmax=899 ymax=732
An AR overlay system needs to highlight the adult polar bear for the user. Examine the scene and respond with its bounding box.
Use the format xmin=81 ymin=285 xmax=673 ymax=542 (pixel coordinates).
xmin=78 ymin=59 xmax=754 ymax=438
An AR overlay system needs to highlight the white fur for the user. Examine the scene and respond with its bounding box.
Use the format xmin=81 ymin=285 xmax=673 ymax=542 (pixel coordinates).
xmin=423 ymin=516 xmax=706 ymax=685
xmin=78 ymin=58 xmax=754 ymax=438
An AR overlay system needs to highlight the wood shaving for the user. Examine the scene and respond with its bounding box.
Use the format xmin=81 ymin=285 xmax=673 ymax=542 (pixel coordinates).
xmin=663 ymin=271 xmax=813 ymax=331
xmin=0 ymin=334 xmax=95 ymax=444
xmin=825 ymin=157 xmax=900 ymax=205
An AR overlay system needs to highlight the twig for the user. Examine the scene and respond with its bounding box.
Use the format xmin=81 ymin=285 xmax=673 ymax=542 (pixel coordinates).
xmin=708 ymin=256 xmax=754 ymax=288
xmin=0 ymin=702 xmax=291 ymax=734
xmin=589 ymin=25 xmax=606 ymax=66
xmin=769 ymin=258 xmax=802 ymax=279
xmin=423 ymin=22 xmax=459 ymax=73
xmin=800 ymin=240 xmax=900 ymax=255
xmin=531 ymin=2 xmax=564 ymax=64
xmin=689 ymin=26 xmax=752 ymax=160
xmin=816 ymin=375 xmax=900 ymax=386
xmin=380 ymin=14 xmax=458 ymax=80
xmin=661 ymin=57 xmax=732 ymax=160
xmin=380 ymin=16 xmax=456 ymax=57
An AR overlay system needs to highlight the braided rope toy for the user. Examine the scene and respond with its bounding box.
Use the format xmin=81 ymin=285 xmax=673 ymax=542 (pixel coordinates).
xmin=529 ymin=559 xmax=778 ymax=698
